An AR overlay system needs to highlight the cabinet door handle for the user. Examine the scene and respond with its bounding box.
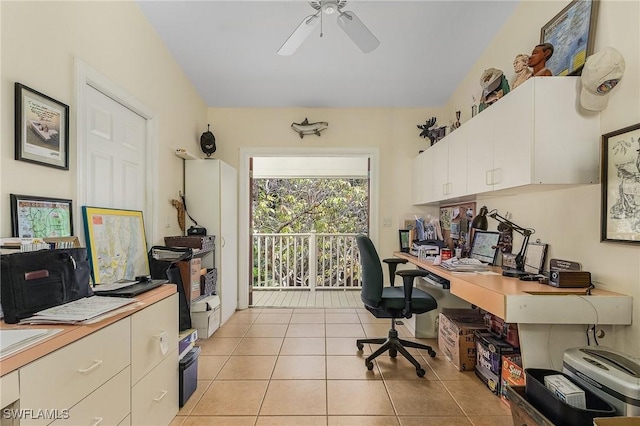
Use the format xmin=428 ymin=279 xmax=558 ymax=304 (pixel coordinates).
xmin=90 ymin=417 xmax=104 ymax=426
xmin=493 ymin=168 xmax=501 ymax=184
xmin=153 ymin=390 xmax=168 ymax=402
xmin=78 ymin=360 xmax=103 ymax=373
xmin=485 ymin=170 xmax=493 ymax=185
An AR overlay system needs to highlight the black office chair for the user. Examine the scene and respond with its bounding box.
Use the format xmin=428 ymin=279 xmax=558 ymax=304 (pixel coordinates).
xmin=355 ymin=234 xmax=437 ymax=377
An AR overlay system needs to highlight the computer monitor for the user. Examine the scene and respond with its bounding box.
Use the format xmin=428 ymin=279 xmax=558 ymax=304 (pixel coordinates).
xmin=469 ymin=230 xmax=501 ymax=265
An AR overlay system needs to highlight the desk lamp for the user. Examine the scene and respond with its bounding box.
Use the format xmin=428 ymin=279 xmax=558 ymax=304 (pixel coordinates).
xmin=487 ymin=209 xmax=534 ymax=277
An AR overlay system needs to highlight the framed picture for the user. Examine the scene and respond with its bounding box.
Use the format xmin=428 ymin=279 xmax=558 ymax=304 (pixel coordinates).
xmin=399 ymin=229 xmax=410 ymax=252
xmin=15 ymin=83 xmax=69 ymax=170
xmin=600 ymin=123 xmax=640 ymax=244
xmin=10 ymin=194 xmax=73 ymax=239
xmin=540 ymin=0 xmax=599 ymax=77
xmin=82 ymin=206 xmax=150 ymax=283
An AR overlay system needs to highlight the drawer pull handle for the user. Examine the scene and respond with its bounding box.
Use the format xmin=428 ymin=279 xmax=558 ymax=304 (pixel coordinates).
xmin=153 ymin=390 xmax=168 ymax=402
xmin=78 ymin=360 xmax=103 ymax=373
xmin=90 ymin=417 xmax=104 ymax=426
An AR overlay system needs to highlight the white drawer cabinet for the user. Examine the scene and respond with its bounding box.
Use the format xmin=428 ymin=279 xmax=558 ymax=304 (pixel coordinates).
xmin=131 ymin=351 xmax=178 ymax=426
xmin=50 ymin=367 xmax=130 ymax=426
xmin=131 ymin=295 xmax=178 ymax=385
xmin=19 ymin=319 xmax=130 ymax=426
xmin=4 ymin=289 xmax=178 ymax=426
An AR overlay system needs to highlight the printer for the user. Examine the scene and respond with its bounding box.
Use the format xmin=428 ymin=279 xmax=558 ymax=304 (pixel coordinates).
xmin=563 ymin=346 xmax=640 ymax=416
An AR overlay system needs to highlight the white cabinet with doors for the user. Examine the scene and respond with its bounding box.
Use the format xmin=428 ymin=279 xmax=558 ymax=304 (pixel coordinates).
xmin=415 ymin=77 xmax=600 ymax=204
xmin=412 ymin=149 xmax=433 ymax=205
xmin=413 ymin=123 xmax=468 ymax=203
xmin=185 ymin=159 xmax=238 ymax=326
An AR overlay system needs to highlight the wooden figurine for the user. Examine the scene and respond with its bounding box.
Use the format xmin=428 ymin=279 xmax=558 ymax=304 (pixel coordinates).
xmin=528 ymin=43 xmax=554 ymax=77
xmin=512 ymin=53 xmax=532 ymax=89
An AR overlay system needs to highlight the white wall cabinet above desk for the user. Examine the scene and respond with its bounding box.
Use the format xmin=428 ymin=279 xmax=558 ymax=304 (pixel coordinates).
xmin=413 ymin=77 xmax=600 ymax=205
xmin=413 ymin=124 xmax=468 ymax=204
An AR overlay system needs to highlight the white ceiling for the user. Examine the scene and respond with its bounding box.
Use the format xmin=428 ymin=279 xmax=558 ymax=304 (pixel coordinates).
xmin=136 ymin=0 xmax=520 ymax=108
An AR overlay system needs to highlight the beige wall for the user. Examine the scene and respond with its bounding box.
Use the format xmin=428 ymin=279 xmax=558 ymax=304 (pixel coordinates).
xmin=444 ymin=0 xmax=640 ymax=355
xmin=205 ymin=107 xmax=440 ymax=253
xmin=1 ymin=1 xmax=207 ymax=244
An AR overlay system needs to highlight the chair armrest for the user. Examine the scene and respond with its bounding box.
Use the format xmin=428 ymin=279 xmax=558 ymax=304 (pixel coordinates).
xmin=396 ymin=269 xmax=429 ymax=318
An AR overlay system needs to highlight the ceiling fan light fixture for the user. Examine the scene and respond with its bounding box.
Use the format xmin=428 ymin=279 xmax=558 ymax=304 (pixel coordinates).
xmin=321 ymin=2 xmax=337 ymax=14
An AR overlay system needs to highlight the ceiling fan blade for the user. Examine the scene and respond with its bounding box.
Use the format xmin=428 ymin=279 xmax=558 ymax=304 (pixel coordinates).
xmin=337 ymin=11 xmax=380 ymax=54
xmin=277 ymin=14 xmax=320 ymax=56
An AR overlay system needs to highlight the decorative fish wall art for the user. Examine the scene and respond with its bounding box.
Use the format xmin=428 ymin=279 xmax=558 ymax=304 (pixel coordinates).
xmin=291 ymin=118 xmax=329 ymax=138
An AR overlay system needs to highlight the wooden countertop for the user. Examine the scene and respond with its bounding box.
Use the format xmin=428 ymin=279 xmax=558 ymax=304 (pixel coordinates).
xmin=0 ymin=284 xmax=177 ymax=376
xmin=393 ymin=252 xmax=632 ymax=325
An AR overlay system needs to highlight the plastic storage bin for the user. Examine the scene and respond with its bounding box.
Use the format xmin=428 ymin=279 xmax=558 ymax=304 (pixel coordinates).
xmin=525 ymin=368 xmax=616 ymax=426
xmin=179 ymin=346 xmax=201 ymax=407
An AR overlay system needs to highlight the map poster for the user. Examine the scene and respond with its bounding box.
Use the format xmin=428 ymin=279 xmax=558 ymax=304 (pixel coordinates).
xmin=82 ymin=207 xmax=150 ymax=284
xmin=10 ymin=194 xmax=73 ymax=239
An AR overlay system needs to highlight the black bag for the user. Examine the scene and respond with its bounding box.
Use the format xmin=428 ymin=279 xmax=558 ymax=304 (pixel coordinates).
xmin=148 ymin=246 xmax=193 ymax=331
xmin=1 ymin=248 xmax=93 ymax=324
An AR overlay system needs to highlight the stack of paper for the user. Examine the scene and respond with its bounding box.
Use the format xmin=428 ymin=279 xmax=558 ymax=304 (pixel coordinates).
xmin=0 ymin=329 xmax=63 ymax=359
xmin=19 ymin=296 xmax=138 ymax=325
xmin=439 ymin=257 xmax=490 ymax=272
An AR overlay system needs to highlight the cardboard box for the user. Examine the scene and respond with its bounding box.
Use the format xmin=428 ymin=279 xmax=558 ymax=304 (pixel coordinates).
xmin=501 ymin=354 xmax=525 ymax=406
xmin=484 ymin=313 xmax=520 ymax=348
xmin=437 ymin=308 xmax=486 ymax=371
xmin=475 ymin=331 xmax=520 ymax=394
xmin=191 ymin=295 xmax=221 ymax=338
xmin=178 ymin=258 xmax=202 ymax=301
xmin=545 ymin=374 xmax=586 ymax=409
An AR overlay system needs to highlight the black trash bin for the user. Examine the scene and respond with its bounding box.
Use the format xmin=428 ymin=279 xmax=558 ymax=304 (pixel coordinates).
xmin=179 ymin=346 xmax=201 ymax=407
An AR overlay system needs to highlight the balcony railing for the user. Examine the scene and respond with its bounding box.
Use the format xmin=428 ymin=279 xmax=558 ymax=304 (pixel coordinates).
xmin=252 ymin=232 xmax=362 ymax=290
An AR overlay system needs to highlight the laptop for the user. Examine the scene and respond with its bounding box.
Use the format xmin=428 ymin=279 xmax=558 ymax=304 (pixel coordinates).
xmin=93 ymin=278 xmax=168 ymax=298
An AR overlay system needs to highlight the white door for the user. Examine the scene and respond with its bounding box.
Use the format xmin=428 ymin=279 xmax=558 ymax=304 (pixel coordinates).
xmin=84 ymin=85 xmax=146 ymax=210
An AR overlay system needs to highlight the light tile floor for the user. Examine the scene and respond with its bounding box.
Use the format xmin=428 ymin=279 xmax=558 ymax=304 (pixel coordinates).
xmin=172 ymin=308 xmax=514 ymax=426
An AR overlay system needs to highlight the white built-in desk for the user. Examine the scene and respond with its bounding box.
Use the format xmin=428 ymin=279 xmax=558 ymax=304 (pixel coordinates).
xmin=394 ymin=252 xmax=633 ymax=369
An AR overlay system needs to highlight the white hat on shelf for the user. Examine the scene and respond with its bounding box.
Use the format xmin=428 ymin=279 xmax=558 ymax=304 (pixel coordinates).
xmin=580 ymin=47 xmax=626 ymax=111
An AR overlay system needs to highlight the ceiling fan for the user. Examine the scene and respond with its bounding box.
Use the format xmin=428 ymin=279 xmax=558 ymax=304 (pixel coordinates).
xmin=277 ymin=0 xmax=380 ymax=56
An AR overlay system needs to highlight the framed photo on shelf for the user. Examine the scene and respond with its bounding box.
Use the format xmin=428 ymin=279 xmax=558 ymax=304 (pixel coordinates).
xmin=10 ymin=194 xmax=73 ymax=239
xmin=15 ymin=82 xmax=69 ymax=170
xmin=600 ymin=123 xmax=640 ymax=244
xmin=399 ymin=229 xmax=410 ymax=252
xmin=540 ymin=0 xmax=599 ymax=77
xmin=82 ymin=206 xmax=150 ymax=283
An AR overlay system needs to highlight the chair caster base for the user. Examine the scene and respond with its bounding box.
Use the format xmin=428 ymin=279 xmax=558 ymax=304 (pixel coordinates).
xmin=366 ymin=361 xmax=374 ymax=370
xmin=416 ymin=368 xmax=426 ymax=377
xmin=357 ymin=343 xmax=364 ymax=351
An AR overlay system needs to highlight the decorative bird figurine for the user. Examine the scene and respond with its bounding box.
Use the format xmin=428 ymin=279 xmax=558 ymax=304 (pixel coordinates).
xmin=291 ymin=118 xmax=328 ymax=138
xmin=200 ymin=124 xmax=216 ymax=157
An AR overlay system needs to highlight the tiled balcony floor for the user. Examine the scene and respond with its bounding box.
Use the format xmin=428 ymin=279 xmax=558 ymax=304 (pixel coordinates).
xmin=171 ymin=307 xmax=513 ymax=426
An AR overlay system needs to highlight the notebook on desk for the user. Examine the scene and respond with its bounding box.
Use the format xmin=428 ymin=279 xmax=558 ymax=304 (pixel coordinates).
xmin=93 ymin=279 xmax=168 ymax=298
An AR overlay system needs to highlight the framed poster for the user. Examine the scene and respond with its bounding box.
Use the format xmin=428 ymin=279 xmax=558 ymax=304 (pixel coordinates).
xmin=10 ymin=194 xmax=73 ymax=238
xmin=82 ymin=206 xmax=150 ymax=283
xmin=540 ymin=0 xmax=599 ymax=76
xmin=600 ymin=123 xmax=640 ymax=244
xmin=15 ymin=82 xmax=69 ymax=170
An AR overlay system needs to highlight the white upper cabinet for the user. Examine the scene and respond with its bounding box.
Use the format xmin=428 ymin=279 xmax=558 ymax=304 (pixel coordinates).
xmin=414 ymin=77 xmax=600 ymax=205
